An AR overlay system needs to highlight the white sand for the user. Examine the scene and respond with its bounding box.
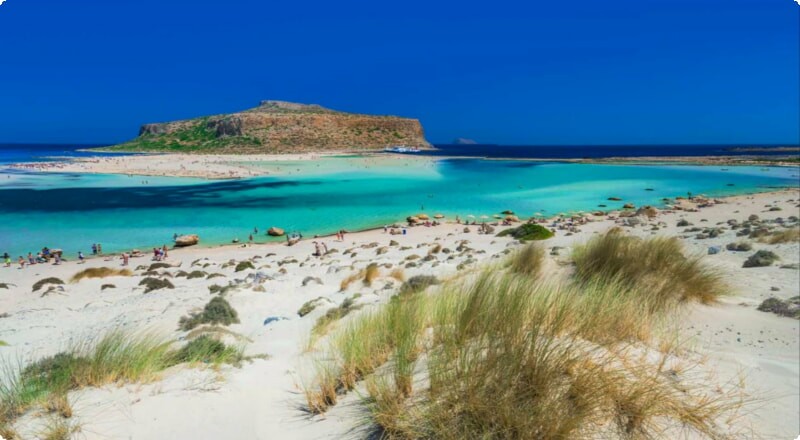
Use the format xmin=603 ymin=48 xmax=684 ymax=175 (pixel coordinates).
xmin=9 ymin=152 xmax=430 ymax=180
xmin=1 ymin=190 xmax=798 ymax=439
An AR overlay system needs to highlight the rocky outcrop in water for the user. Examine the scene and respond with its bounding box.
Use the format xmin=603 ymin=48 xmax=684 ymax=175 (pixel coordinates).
xmin=111 ymin=100 xmax=431 ymax=154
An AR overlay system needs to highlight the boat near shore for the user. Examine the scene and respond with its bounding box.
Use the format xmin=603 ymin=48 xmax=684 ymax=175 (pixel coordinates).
xmin=384 ymin=145 xmax=422 ymax=153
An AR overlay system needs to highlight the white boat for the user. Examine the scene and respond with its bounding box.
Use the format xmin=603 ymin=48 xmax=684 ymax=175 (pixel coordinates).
xmin=384 ymin=145 xmax=422 ymax=153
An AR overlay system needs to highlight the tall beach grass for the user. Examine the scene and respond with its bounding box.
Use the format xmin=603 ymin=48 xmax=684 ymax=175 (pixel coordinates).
xmin=302 ymin=230 xmax=741 ymax=438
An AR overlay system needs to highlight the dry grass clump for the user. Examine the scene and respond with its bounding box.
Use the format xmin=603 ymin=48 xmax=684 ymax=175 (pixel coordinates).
xmin=39 ymin=415 xmax=81 ymax=440
xmin=572 ymin=228 xmax=724 ymax=311
xmin=757 ymin=227 xmax=800 ymax=244
xmin=179 ymin=296 xmax=240 ymax=331
xmin=508 ymin=242 xmax=545 ymax=277
xmin=339 ymin=270 xmax=364 ymax=292
xmin=363 ymin=263 xmax=380 ymax=286
xmin=70 ymin=267 xmax=132 ymax=282
xmin=389 ymin=268 xmax=405 ymax=282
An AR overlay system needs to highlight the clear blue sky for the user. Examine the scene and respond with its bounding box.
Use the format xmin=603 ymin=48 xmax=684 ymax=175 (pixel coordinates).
xmin=0 ymin=0 xmax=798 ymax=145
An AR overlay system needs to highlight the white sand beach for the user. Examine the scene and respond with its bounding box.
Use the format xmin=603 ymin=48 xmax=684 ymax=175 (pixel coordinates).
xmin=9 ymin=152 xmax=433 ymax=180
xmin=0 ymin=189 xmax=798 ymax=439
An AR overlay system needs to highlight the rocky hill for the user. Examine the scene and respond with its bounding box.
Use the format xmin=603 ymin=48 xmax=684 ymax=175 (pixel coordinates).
xmin=107 ymin=101 xmax=431 ymax=154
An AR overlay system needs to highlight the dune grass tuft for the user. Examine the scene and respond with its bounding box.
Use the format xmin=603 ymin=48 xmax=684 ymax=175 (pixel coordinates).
xmin=389 ymin=268 xmax=405 ymax=282
xmin=0 ymin=330 xmax=172 ymax=426
xmin=298 ymin=297 xmax=328 ymax=317
xmin=303 ymin=268 xmax=742 ymax=437
xmin=572 ymin=228 xmax=724 ymax=311
xmin=339 ymin=269 xmax=364 ymax=292
xmin=179 ymin=296 xmax=240 ymax=331
xmin=172 ymin=335 xmax=244 ymax=365
xmin=39 ymin=415 xmax=81 ymax=440
xmin=303 ymin=227 xmax=745 ymax=436
xmin=363 ymin=263 xmax=380 ymax=286
xmin=757 ymin=227 xmax=800 ymax=244
xmin=508 ymin=242 xmax=545 ymax=277
xmin=311 ymin=296 xmax=363 ymax=337
xmin=70 ymin=267 xmax=132 ymax=283
xmin=0 ymin=329 xmax=247 ymax=428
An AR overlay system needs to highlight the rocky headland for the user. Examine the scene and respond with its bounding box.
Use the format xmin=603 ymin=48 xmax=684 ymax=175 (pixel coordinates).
xmin=105 ymin=100 xmax=431 ymax=154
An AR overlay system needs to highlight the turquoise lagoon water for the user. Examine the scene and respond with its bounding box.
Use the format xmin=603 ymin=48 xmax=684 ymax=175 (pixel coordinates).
xmin=0 ymin=157 xmax=798 ymax=258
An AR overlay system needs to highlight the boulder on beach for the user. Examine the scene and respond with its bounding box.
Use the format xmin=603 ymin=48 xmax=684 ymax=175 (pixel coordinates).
xmin=505 ymin=215 xmax=520 ymax=222
xmin=268 ymin=227 xmax=285 ymax=237
xmin=623 ymin=203 xmax=635 ymax=209
xmin=434 ymin=214 xmax=444 ymax=219
xmin=174 ymin=234 xmax=199 ymax=247
xmin=407 ymin=216 xmax=421 ymax=225
xmin=417 ymin=213 xmax=430 ymax=220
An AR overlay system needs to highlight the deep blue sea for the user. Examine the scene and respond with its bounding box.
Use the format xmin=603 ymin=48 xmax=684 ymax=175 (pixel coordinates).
xmin=427 ymin=144 xmax=799 ymax=158
xmin=0 ymin=143 xmax=798 ymax=258
xmin=0 ymin=143 xmax=123 ymax=164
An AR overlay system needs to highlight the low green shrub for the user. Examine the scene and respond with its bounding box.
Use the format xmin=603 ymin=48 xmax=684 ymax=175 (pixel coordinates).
xmin=179 ymin=297 xmax=240 ymax=331
xmin=32 ymin=278 xmax=64 ymax=292
xmin=743 ymin=250 xmax=779 ymax=268
xmin=138 ymin=277 xmax=174 ymax=293
xmin=235 ymin=261 xmax=255 ymax=272
xmin=398 ymin=275 xmax=439 ymax=296
xmin=725 ymin=241 xmax=752 ymax=252
xmin=496 ymin=223 xmax=554 ymax=241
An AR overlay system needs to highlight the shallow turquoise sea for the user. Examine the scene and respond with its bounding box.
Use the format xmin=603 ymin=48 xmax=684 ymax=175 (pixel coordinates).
xmin=0 ymin=157 xmax=798 ymax=258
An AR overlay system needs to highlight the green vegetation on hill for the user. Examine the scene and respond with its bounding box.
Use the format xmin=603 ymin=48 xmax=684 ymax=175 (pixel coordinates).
xmin=113 ymin=117 xmax=263 ymax=153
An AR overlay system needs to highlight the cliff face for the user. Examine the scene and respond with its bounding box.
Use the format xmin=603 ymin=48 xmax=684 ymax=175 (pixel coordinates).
xmin=111 ymin=101 xmax=431 ymax=153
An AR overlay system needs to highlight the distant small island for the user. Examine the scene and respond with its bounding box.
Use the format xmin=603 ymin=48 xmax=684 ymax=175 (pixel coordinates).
xmin=453 ymin=137 xmax=478 ymax=145
xmin=103 ymin=100 xmax=431 ymax=154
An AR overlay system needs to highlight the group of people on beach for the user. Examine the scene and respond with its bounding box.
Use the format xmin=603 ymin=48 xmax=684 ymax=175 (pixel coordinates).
xmin=152 ymin=245 xmax=169 ymax=261
xmin=3 ymin=247 xmax=64 ymax=269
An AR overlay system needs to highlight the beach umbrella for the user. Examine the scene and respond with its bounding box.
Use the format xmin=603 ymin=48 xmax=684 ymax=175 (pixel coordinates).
xmin=467 ymin=214 xmax=475 ymax=218
xmin=493 ymin=214 xmax=502 ymax=219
